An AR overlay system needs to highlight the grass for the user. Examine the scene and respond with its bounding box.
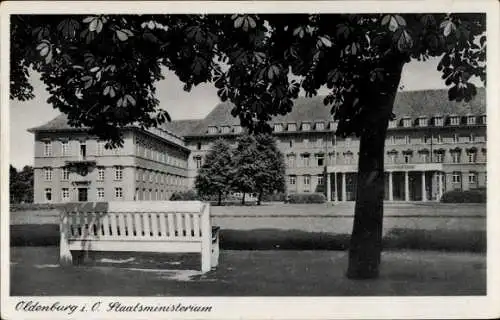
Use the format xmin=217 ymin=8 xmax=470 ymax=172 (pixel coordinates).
xmin=10 ymin=247 xmax=486 ymax=296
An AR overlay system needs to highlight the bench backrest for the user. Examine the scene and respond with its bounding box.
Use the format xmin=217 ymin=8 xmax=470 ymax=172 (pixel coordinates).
xmin=61 ymin=201 xmax=210 ymax=242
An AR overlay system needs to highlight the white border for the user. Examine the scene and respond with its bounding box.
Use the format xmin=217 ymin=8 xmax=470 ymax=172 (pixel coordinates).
xmin=1 ymin=1 xmax=499 ymax=319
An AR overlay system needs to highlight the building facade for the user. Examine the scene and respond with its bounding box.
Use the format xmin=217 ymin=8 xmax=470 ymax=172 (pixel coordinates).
xmin=30 ymin=89 xmax=487 ymax=203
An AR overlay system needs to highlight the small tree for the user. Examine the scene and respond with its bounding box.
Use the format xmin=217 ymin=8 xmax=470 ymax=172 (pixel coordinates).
xmin=254 ymin=134 xmax=286 ymax=205
xmin=10 ymin=165 xmax=34 ymax=204
xmin=194 ymin=139 xmax=233 ymax=205
xmin=232 ymin=134 xmax=260 ymax=205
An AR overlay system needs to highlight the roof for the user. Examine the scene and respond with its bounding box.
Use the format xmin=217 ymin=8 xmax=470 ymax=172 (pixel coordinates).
xmin=29 ymin=88 xmax=486 ymax=137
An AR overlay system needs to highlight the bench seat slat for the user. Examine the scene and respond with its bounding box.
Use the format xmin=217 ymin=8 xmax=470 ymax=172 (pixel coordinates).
xmin=68 ymin=240 xmax=202 ymax=253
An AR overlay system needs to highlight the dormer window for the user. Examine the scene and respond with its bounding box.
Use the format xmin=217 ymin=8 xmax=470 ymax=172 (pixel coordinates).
xmin=402 ymin=117 xmax=412 ymax=128
xmin=287 ymin=123 xmax=297 ymax=131
xmin=233 ymin=125 xmax=242 ymax=133
xmin=221 ymin=126 xmax=230 ymax=134
xmin=481 ymin=115 xmax=487 ymax=125
xmin=449 ymin=116 xmax=460 ymax=126
xmin=208 ymin=126 xmax=218 ymax=134
xmin=434 ymin=116 xmax=444 ymax=126
xmin=466 ymin=115 xmax=476 ymax=125
xmin=274 ymin=123 xmax=283 ymax=132
xmin=316 ymin=122 xmax=325 ymax=131
xmin=418 ymin=117 xmax=428 ymax=127
xmin=388 ymin=120 xmax=398 ymax=128
xmin=329 ymin=121 xmax=338 ymax=131
xmin=302 ymin=122 xmax=311 ymax=131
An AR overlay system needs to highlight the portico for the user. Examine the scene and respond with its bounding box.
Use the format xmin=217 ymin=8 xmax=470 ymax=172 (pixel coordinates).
xmin=325 ymin=163 xmax=445 ymax=202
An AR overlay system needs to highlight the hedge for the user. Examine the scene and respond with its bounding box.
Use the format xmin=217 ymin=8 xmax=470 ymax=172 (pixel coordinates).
xmin=261 ymin=193 xmax=287 ymax=202
xmin=440 ymin=189 xmax=486 ymax=203
xmin=169 ymin=190 xmax=200 ymax=201
xmin=10 ymin=203 xmax=65 ymax=212
xmin=288 ymin=193 xmax=326 ymax=204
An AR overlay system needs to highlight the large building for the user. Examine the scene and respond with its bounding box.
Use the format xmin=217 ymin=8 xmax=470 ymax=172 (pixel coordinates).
xmin=30 ymin=89 xmax=487 ymax=203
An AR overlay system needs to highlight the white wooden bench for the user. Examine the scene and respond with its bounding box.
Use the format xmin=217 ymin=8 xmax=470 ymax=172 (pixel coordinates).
xmin=59 ymin=201 xmax=220 ymax=273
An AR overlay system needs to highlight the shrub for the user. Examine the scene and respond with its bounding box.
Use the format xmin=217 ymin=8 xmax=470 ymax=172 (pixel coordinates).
xmin=169 ymin=190 xmax=200 ymax=201
xmin=440 ymin=189 xmax=486 ymax=203
xmin=261 ymin=192 xmax=287 ymax=202
xmin=10 ymin=203 xmax=65 ymax=212
xmin=288 ymin=193 xmax=326 ymax=204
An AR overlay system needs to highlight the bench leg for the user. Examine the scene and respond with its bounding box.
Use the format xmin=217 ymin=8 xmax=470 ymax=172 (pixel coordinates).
xmin=211 ymin=229 xmax=220 ymax=268
xmin=71 ymin=251 xmax=85 ymax=265
xmin=201 ymin=243 xmax=211 ymax=273
xmin=59 ymin=242 xmax=73 ymax=266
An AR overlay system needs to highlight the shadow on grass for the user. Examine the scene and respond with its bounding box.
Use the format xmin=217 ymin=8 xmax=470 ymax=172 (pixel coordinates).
xmin=10 ymin=224 xmax=485 ymax=253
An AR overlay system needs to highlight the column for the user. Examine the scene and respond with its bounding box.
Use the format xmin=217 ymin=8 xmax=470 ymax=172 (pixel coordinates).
xmin=388 ymin=171 xmax=394 ymax=201
xmin=326 ymin=172 xmax=331 ymax=202
xmin=437 ymin=172 xmax=442 ymax=201
xmin=341 ymin=172 xmax=347 ymax=202
xmin=432 ymin=171 xmax=437 ymax=201
xmin=404 ymin=171 xmax=410 ymax=201
xmin=333 ymin=172 xmax=338 ymax=202
xmin=421 ymin=171 xmax=427 ymax=202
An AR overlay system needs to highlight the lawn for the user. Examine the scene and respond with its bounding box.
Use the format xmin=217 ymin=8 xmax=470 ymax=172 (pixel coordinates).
xmin=10 ymin=247 xmax=486 ymax=296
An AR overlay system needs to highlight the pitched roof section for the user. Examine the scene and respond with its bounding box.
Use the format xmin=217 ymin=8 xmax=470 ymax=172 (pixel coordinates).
xmin=29 ymin=88 xmax=486 ymax=136
xmin=181 ymin=88 xmax=486 ymax=136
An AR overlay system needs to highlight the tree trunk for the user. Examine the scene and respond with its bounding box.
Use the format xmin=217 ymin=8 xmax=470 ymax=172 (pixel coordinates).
xmin=217 ymin=191 xmax=222 ymax=206
xmin=346 ymin=59 xmax=405 ymax=279
xmin=257 ymin=190 xmax=263 ymax=205
xmin=241 ymin=193 xmax=246 ymax=205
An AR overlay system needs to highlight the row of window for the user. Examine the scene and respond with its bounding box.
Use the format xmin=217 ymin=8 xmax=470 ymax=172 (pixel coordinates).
xmin=268 ymin=115 xmax=487 ymax=133
xmin=43 ymin=166 xmax=123 ymax=181
xmin=135 ymin=169 xmax=186 ymax=186
xmin=135 ymin=143 xmax=187 ymax=168
xmin=42 ymin=140 xmax=119 ymax=157
xmin=134 ymin=188 xmax=185 ymax=201
xmin=44 ymin=187 xmax=123 ymax=202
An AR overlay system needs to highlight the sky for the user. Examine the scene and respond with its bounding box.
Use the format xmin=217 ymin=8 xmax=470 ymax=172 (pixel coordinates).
xmin=9 ymin=56 xmax=454 ymax=169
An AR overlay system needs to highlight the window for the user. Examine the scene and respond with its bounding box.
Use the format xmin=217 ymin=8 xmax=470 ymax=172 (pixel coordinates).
xmin=155 ymin=189 xmax=158 ymax=201
xmin=287 ymin=155 xmax=295 ymax=168
xmin=387 ymin=136 xmax=395 ymax=145
xmin=149 ymin=171 xmax=153 ymax=182
xmin=451 ymin=151 xmax=461 ymax=163
xmin=420 ymin=152 xmax=429 ymax=163
xmin=467 ymin=116 xmax=476 ymax=125
xmin=481 ymin=115 xmax=487 ymax=125
xmin=419 ymin=118 xmax=428 ymax=127
xmin=195 ymin=156 xmax=202 ymax=168
xmin=61 ymin=167 xmax=70 ymax=181
xmin=388 ymin=120 xmax=398 ymax=128
xmin=208 ymin=126 xmax=218 ymax=134
xmin=44 ymin=188 xmax=52 ymax=202
xmin=316 ymin=122 xmax=325 ymax=130
xmin=79 ymin=141 xmax=87 ymax=159
xmin=404 ymin=154 xmax=412 ymax=164
xmin=196 ymin=142 xmax=202 ymax=150
xmin=435 ymin=152 xmax=444 ymax=163
xmin=317 ymin=175 xmax=324 ymax=186
xmin=61 ymin=188 xmax=70 ymax=201
xmin=287 ymin=123 xmax=297 ymax=131
xmin=388 ymin=153 xmax=397 ymax=164
xmin=302 ymin=154 xmax=310 ymax=167
xmin=303 ymin=139 xmax=309 ymax=148
xmin=234 ymin=125 xmax=243 ymax=133
xmin=436 ymin=135 xmax=443 ymax=144
xmin=421 ymin=136 xmax=429 ymax=144
xmin=468 ymin=172 xmax=477 ymax=184
xmin=316 ymin=138 xmax=323 ymax=148
xmin=403 ymin=118 xmax=412 ymax=127
xmin=61 ymin=141 xmax=69 ymax=155
xmin=316 ymin=154 xmax=324 ymax=167
xmin=344 ymin=152 xmax=354 ymax=165
xmin=289 ymin=140 xmax=294 ymax=148
xmin=97 ymin=188 xmax=105 ymax=200
xmin=345 ymin=137 xmax=352 ymax=148
xmin=97 ymin=167 xmax=105 ymax=181
xmin=468 ymin=151 xmax=477 ymax=163
xmin=452 ymin=134 xmax=459 ymax=143
xmin=302 ymin=123 xmax=311 ymax=131
xmin=452 ymin=172 xmax=461 ymax=183
xmin=221 ymin=126 xmax=230 ymax=134
xmin=434 ymin=117 xmax=444 ymax=126
xmin=114 ymin=187 xmax=123 ymax=199
xmin=114 ymin=166 xmax=123 ymax=180
xmin=274 ymin=124 xmax=283 ymax=132
xmin=330 ymin=121 xmax=338 ymax=130
xmin=97 ymin=141 xmax=106 ymax=155
xmin=450 ymin=116 xmax=460 ymax=125
xmin=469 ymin=134 xmax=475 ymax=143
xmin=404 ymin=136 xmax=411 ymax=144
xmin=44 ymin=167 xmax=53 ymax=181
xmin=43 ymin=141 xmax=52 ymax=156
xmin=303 ymin=175 xmax=311 ymax=186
